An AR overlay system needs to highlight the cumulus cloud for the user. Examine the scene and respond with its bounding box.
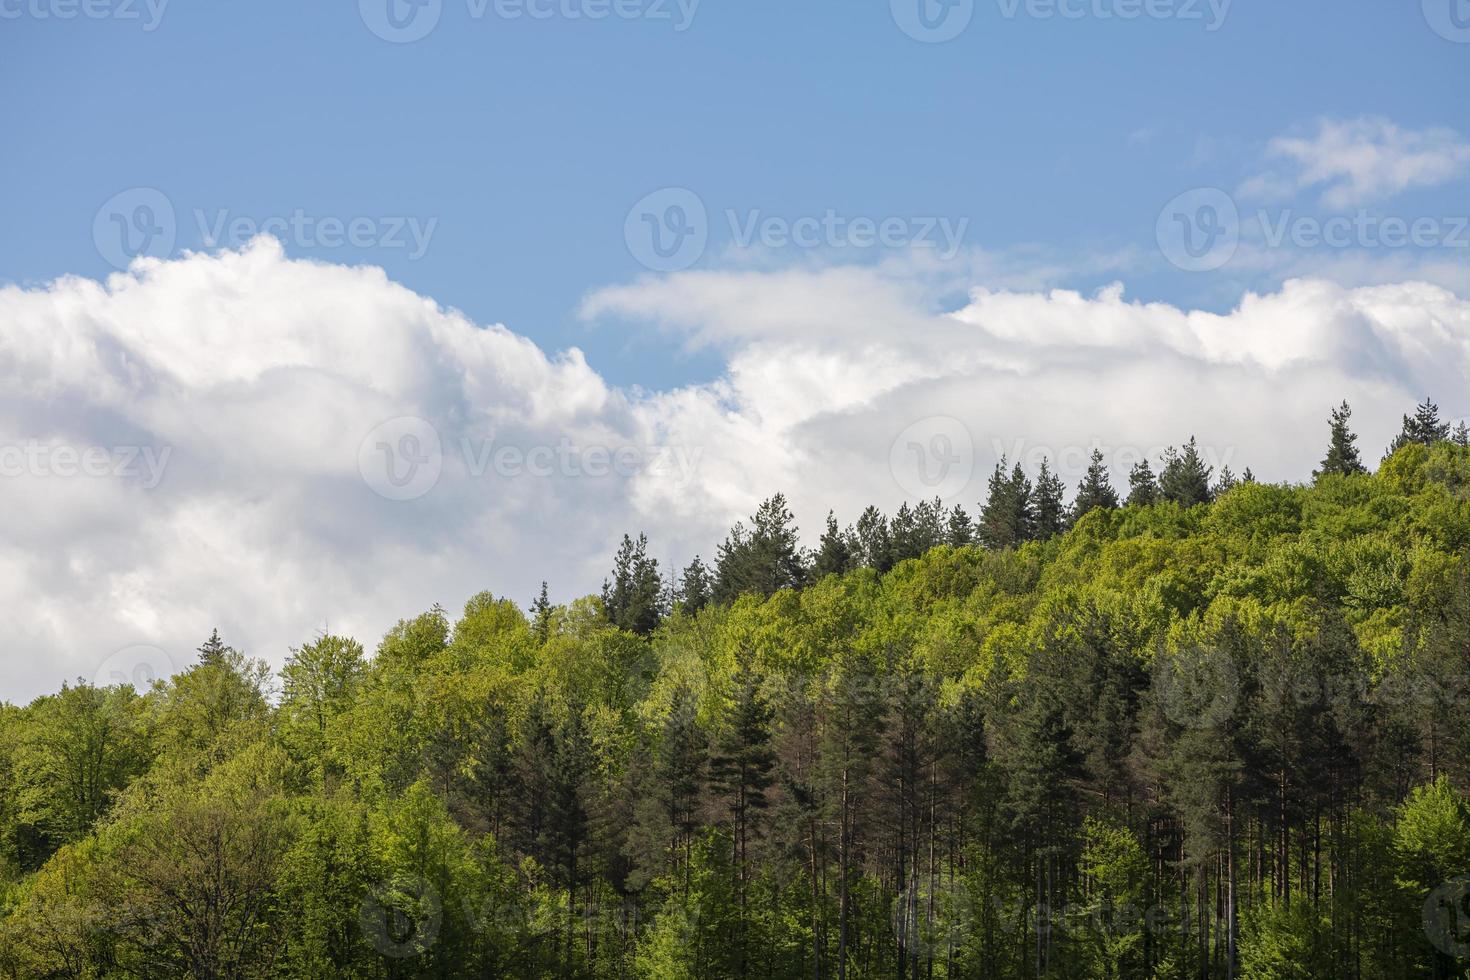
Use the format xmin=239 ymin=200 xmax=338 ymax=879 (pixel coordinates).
xmin=1241 ymin=117 xmax=1470 ymax=208
xmin=3 ymin=237 xmax=1470 ymax=700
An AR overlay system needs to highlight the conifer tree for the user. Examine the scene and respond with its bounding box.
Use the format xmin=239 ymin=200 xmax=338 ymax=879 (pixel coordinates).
xmin=713 ymin=494 xmax=807 ymax=602
xmin=1387 ymin=397 xmax=1451 ymax=455
xmin=978 ymin=458 xmax=1034 ymax=549
xmin=853 ymin=505 xmax=893 ymax=573
xmin=1032 ymin=458 xmax=1068 ymax=540
xmin=946 ymin=503 xmax=974 ymax=546
xmin=196 ymin=628 xmax=231 ymax=667
xmin=678 ymin=556 xmax=712 ymax=614
xmin=530 ymin=582 xmax=553 ymax=643
xmin=1454 ymin=420 xmax=1470 ymax=448
xmin=1126 ymin=460 xmax=1159 ymax=507
xmin=1159 ymin=436 xmax=1213 ymax=506
xmin=1214 ymin=465 xmax=1238 ymax=496
xmin=811 ymin=511 xmax=855 ymax=579
xmin=602 ymin=533 xmax=664 ymax=636
xmin=1314 ymin=400 xmax=1367 ymax=479
xmin=1071 ymin=449 xmax=1120 ymax=520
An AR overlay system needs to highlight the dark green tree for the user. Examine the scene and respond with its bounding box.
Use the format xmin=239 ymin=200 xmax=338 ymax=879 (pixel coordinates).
xmin=602 ymin=533 xmax=664 ymax=636
xmin=1032 ymin=458 xmax=1068 ymax=540
xmin=812 ymin=511 xmax=856 ymax=579
xmin=678 ymin=556 xmax=712 ymax=614
xmin=978 ymin=458 xmax=1034 ymax=549
xmin=1072 ymin=449 xmax=1120 ymax=520
xmin=946 ymin=503 xmax=974 ymax=546
xmin=1127 ymin=459 xmax=1158 ymax=506
xmin=713 ymin=494 xmax=808 ymax=602
xmin=853 ymin=505 xmax=893 ymax=572
xmin=530 ymin=581 xmax=554 ymax=643
xmin=1387 ymin=397 xmax=1451 ymax=455
xmin=1315 ymin=400 xmax=1367 ymax=479
xmin=1159 ymin=436 xmax=1213 ymax=506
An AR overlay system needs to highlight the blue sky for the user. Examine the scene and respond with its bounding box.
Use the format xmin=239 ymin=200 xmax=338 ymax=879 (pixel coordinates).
xmin=3 ymin=0 xmax=1466 ymax=390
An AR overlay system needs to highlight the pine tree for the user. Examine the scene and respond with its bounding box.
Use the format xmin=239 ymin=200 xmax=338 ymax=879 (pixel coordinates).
xmin=1314 ymin=400 xmax=1366 ymax=479
xmin=978 ymin=458 xmax=1034 ymax=549
xmin=530 ymin=582 xmax=553 ymax=643
xmin=712 ymin=494 xmax=807 ymax=602
xmin=1214 ymin=465 xmax=1238 ymax=496
xmin=946 ymin=503 xmax=974 ymax=546
xmin=1159 ymin=437 xmax=1213 ymax=506
xmin=1126 ymin=460 xmax=1159 ymax=507
xmin=709 ymin=665 xmax=776 ymax=977
xmin=196 ymin=628 xmax=231 ymax=667
xmin=853 ymin=505 xmax=893 ymax=573
xmin=1387 ymin=397 xmax=1451 ymax=455
xmin=602 ymin=533 xmax=663 ymax=636
xmin=1033 ymin=458 xmax=1068 ymax=540
xmin=1071 ymin=449 xmax=1120 ymax=521
xmin=811 ymin=511 xmax=855 ymax=579
xmin=678 ymin=556 xmax=712 ymax=614
xmin=1454 ymin=420 xmax=1470 ymax=448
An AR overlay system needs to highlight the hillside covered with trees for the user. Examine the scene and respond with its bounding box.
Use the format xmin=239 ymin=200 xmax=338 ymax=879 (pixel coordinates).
xmin=3 ymin=401 xmax=1470 ymax=979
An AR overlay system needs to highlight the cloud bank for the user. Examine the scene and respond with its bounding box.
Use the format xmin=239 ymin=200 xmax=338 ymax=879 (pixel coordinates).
xmin=3 ymin=236 xmax=1469 ymax=700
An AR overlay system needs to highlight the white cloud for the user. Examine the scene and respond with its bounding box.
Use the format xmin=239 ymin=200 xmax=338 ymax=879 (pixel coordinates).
xmin=1241 ymin=117 xmax=1470 ymax=208
xmin=3 ymin=238 xmax=1470 ymax=700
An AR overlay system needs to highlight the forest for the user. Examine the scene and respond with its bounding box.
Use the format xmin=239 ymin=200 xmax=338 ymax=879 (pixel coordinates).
xmin=2 ymin=399 xmax=1470 ymax=979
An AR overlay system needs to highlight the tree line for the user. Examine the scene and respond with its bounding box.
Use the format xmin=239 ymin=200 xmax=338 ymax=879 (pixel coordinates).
xmin=0 ymin=398 xmax=1469 ymax=978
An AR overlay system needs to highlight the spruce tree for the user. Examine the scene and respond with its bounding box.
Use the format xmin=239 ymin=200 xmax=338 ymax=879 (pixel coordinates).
xmin=1158 ymin=437 xmax=1213 ymax=506
xmin=1314 ymin=401 xmax=1366 ymax=479
xmin=530 ymin=582 xmax=553 ymax=643
xmin=1033 ymin=457 xmax=1068 ymax=540
xmin=811 ymin=511 xmax=855 ymax=579
xmin=946 ymin=503 xmax=974 ymax=546
xmin=1454 ymin=420 xmax=1470 ymax=448
xmin=712 ymin=494 xmax=807 ymax=602
xmin=1126 ymin=460 xmax=1159 ymax=507
xmin=602 ymin=533 xmax=663 ymax=636
xmin=978 ymin=458 xmax=1033 ymax=549
xmin=678 ymin=556 xmax=712 ymax=614
xmin=196 ymin=628 xmax=231 ymax=667
xmin=853 ymin=505 xmax=893 ymax=573
xmin=1387 ymin=397 xmax=1451 ymax=455
xmin=1072 ymin=449 xmax=1120 ymax=520
xmin=1214 ymin=465 xmax=1238 ymax=496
